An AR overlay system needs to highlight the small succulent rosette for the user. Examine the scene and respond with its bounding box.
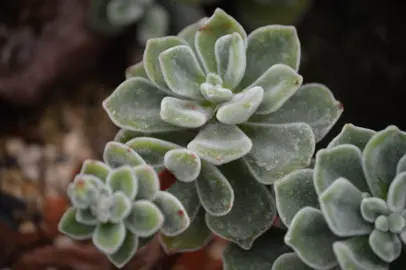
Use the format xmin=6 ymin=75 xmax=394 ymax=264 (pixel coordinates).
xmin=274 ymin=124 xmax=406 ymax=269
xmin=58 ymin=141 xmax=190 ymax=268
xmin=105 ymin=7 xmax=343 ymax=187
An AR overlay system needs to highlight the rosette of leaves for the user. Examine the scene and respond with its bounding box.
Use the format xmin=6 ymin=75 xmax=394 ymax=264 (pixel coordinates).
xmin=58 ymin=141 xmax=190 ymax=268
xmin=105 ymin=8 xmax=343 ymax=186
xmin=271 ymin=124 xmax=406 ymax=269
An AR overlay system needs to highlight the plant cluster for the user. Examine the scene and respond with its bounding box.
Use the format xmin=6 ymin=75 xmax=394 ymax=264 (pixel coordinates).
xmin=57 ymin=6 xmax=404 ymax=270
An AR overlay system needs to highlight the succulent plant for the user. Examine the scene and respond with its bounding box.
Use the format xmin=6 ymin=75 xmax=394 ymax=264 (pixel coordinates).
xmin=273 ymin=124 xmax=406 ymax=269
xmin=105 ymin=8 xmax=342 ymax=183
xmin=58 ymin=141 xmax=190 ymax=268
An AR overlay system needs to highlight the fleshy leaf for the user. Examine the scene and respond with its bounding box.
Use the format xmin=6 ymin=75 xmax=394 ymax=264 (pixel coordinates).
xmin=397 ymin=154 xmax=406 ymax=174
xmin=103 ymin=78 xmax=178 ymax=133
xmin=133 ymin=164 xmax=160 ymax=200
xmin=159 ymin=45 xmax=206 ymax=100
xmin=164 ymin=149 xmax=201 ymax=182
xmin=216 ymin=86 xmax=264 ymax=125
xmin=106 ymin=0 xmax=144 ymax=26
xmin=328 ymin=124 xmax=376 ymax=150
xmin=248 ymin=83 xmax=343 ymax=142
xmin=363 ymin=126 xmax=406 ymax=199
xmin=241 ymin=123 xmax=315 ymax=184
xmin=136 ymin=4 xmax=169 ymax=45
xmin=125 ymin=62 xmax=148 ymax=79
xmin=195 ymin=8 xmax=247 ymax=73
xmin=93 ymin=222 xmax=126 ymax=255
xmin=200 ymin=80 xmax=233 ymax=104
xmin=187 ymin=122 xmax=253 ymax=166
xmin=108 ymin=229 xmax=138 ymax=268
xmin=167 ymin=181 xmax=200 ymax=220
xmin=387 ymin=212 xmax=405 ymax=233
xmin=126 ymin=137 xmax=179 ymax=169
xmin=206 ymin=161 xmax=276 ymax=249
xmin=153 ymin=191 xmax=190 ymax=236
xmin=333 ymin=237 xmax=388 ymax=270
xmin=238 ymin=25 xmax=300 ymax=89
xmin=314 ymin=144 xmax=369 ymax=195
xmin=159 ymin=208 xmax=211 ymax=254
xmin=284 ymin=207 xmax=339 ymax=269
xmin=274 ymin=169 xmax=319 ymax=227
xmin=107 ymin=166 xmax=138 ymax=200
xmin=110 ymin=192 xmax=132 ymax=223
xmin=116 ymin=129 xmax=194 ymax=147
xmin=80 ymin=160 xmax=110 ymax=182
xmin=360 ymin=197 xmax=390 ymax=223
xmin=215 ymin=32 xmax=246 ymax=90
xmin=143 ymin=36 xmax=188 ymax=88
xmin=369 ymin=229 xmax=402 ymax=263
xmin=272 ymin=253 xmax=314 ymax=270
xmin=196 ymin=161 xmax=234 ymax=216
xmin=76 ymin=208 xmax=98 ymax=226
xmin=103 ymin=141 xmax=146 ymax=168
xmin=160 ymin=97 xmax=214 ymax=128
xmin=387 ymin=171 xmax=406 ymax=213
xmin=178 ymin=17 xmax=208 ymax=52
xmin=58 ymin=208 xmax=95 ymax=240
xmin=251 ymin=64 xmax=302 ymax=115
xmin=319 ymin=177 xmax=373 ymax=237
xmin=223 ymin=229 xmax=290 ymax=270
xmin=126 ymin=200 xmax=164 ymax=237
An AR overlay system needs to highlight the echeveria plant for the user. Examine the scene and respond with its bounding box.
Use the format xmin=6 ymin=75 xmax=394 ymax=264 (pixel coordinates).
xmin=58 ymin=141 xmax=190 ymax=267
xmin=274 ymin=124 xmax=406 ymax=269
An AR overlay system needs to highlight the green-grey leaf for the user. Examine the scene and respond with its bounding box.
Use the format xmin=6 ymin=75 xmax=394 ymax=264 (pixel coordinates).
xmin=215 ymin=32 xmax=246 ymax=90
xmin=327 ymin=124 xmax=376 ymax=150
xmin=134 ymin=164 xmax=160 ymax=200
xmin=143 ymin=36 xmax=188 ymax=88
xmin=126 ymin=200 xmax=164 ymax=237
xmin=107 ymin=166 xmax=138 ymax=200
xmin=103 ymin=141 xmax=146 ymax=168
xmin=103 ymin=78 xmax=178 ymax=133
xmin=195 ymin=8 xmax=247 ymax=73
xmin=58 ymin=207 xmax=95 ymax=240
xmin=387 ymin=171 xmax=406 ymax=213
xmin=363 ymin=125 xmax=406 ymax=199
xmin=360 ymin=197 xmax=390 ymax=223
xmin=125 ymin=62 xmax=148 ymax=79
xmin=167 ymin=181 xmax=200 ymax=220
xmin=314 ymin=144 xmax=369 ymax=195
xmin=93 ymin=222 xmax=126 ymax=255
xmin=136 ymin=3 xmax=169 ymax=45
xmin=248 ymin=83 xmax=343 ymax=142
xmin=216 ymin=86 xmax=264 ymax=125
xmin=223 ymin=229 xmax=290 ymax=270
xmin=241 ymin=123 xmax=315 ymax=184
xmin=397 ymin=154 xmax=406 ymax=174
xmin=284 ymin=207 xmax=339 ymax=269
xmin=252 ymin=64 xmax=302 ymax=115
xmin=272 ymin=253 xmax=314 ymax=270
xmin=76 ymin=208 xmax=98 ymax=226
xmin=160 ymin=97 xmax=214 ymax=128
xmin=274 ymin=169 xmax=319 ymax=227
xmin=196 ymin=161 xmax=234 ymax=216
xmin=159 ymin=45 xmax=206 ymax=100
xmin=206 ymin=161 xmax=276 ymax=249
xmin=177 ymin=17 xmax=208 ymax=52
xmin=153 ymin=191 xmax=190 ymax=236
xmin=238 ymin=25 xmax=300 ymax=89
xmin=164 ymin=148 xmax=201 ymax=182
xmin=115 ymin=129 xmax=194 ymax=147
xmin=187 ymin=122 xmax=253 ymax=166
xmin=126 ymin=137 xmax=180 ymax=169
xmin=333 ymin=237 xmax=388 ymax=270
xmin=108 ymin=229 xmax=138 ymax=268
xmin=319 ymin=177 xmax=373 ymax=237
xmin=106 ymin=0 xmax=144 ymax=26
xmin=369 ymin=229 xmax=402 ymax=263
xmin=159 ymin=208 xmax=211 ymax=254
xmin=80 ymin=160 xmax=110 ymax=182
xmin=110 ymin=191 xmax=132 ymax=222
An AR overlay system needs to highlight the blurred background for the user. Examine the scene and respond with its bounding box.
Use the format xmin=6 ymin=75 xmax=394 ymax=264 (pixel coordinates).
xmin=0 ymin=0 xmax=400 ymax=269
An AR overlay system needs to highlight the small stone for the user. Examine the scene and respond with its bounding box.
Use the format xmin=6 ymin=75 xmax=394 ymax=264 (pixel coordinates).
xmin=19 ymin=221 xmax=36 ymax=233
xmin=5 ymin=138 xmax=25 ymax=156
